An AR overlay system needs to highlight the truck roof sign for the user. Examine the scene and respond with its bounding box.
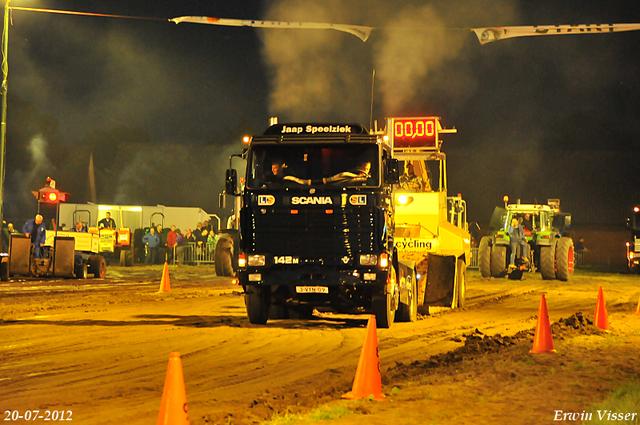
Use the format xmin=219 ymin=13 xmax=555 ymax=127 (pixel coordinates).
xmin=263 ymin=123 xmax=368 ymax=136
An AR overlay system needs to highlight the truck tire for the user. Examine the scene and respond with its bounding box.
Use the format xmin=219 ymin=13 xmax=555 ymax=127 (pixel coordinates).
xmin=456 ymin=258 xmax=466 ymax=308
xmin=555 ymin=237 xmax=574 ymax=281
xmin=397 ymin=272 xmax=417 ymax=322
xmin=373 ymin=266 xmax=397 ymax=328
xmin=540 ymin=243 xmax=556 ymax=280
xmin=89 ymin=255 xmax=106 ymax=278
xmin=245 ymin=286 xmax=271 ymax=324
xmin=214 ymin=235 xmax=234 ymax=277
xmin=478 ymin=236 xmax=492 ymax=278
xmin=490 ymin=245 xmax=506 ymax=277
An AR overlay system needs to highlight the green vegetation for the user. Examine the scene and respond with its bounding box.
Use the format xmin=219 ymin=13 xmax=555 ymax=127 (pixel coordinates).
xmin=583 ymin=381 xmax=640 ymax=425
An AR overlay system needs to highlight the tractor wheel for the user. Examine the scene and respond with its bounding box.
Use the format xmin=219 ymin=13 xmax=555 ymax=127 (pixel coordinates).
xmin=373 ymin=266 xmax=397 ymax=329
xmin=540 ymin=243 xmax=556 ymax=280
xmin=490 ymin=245 xmax=506 ymax=277
xmin=555 ymin=237 xmax=574 ymax=281
xmin=75 ymin=263 xmax=88 ymax=279
xmin=478 ymin=236 xmax=492 ymax=278
xmin=89 ymin=255 xmax=106 ymax=278
xmin=456 ymin=259 xmax=466 ymax=308
xmin=245 ymin=286 xmax=271 ymax=324
xmin=214 ymin=235 xmax=234 ymax=277
xmin=397 ymin=270 xmax=418 ymax=322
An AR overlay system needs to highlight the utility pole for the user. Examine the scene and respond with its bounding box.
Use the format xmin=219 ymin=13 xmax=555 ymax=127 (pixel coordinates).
xmin=0 ymin=0 xmax=9 ymax=250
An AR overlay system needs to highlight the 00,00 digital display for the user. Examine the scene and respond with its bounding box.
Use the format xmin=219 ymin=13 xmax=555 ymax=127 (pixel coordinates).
xmin=392 ymin=118 xmax=438 ymax=149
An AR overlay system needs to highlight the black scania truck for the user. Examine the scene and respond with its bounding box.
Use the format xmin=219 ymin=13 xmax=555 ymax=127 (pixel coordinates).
xmin=221 ymin=122 xmax=412 ymax=327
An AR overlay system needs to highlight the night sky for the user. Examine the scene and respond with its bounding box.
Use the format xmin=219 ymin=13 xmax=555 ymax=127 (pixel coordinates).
xmin=3 ymin=0 xmax=639 ymax=228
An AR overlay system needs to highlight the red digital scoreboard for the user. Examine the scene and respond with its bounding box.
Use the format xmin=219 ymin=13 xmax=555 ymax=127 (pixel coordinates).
xmin=389 ymin=117 xmax=439 ymax=149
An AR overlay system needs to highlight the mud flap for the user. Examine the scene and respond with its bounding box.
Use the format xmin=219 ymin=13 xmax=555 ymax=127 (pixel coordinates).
xmin=424 ymin=254 xmax=456 ymax=306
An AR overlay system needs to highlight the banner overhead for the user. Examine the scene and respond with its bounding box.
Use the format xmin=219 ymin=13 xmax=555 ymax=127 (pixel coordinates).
xmin=170 ymin=16 xmax=374 ymax=42
xmin=471 ymin=24 xmax=640 ymax=45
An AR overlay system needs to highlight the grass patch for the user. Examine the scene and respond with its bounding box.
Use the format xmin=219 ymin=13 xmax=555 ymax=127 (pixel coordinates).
xmin=263 ymin=404 xmax=356 ymax=425
xmin=583 ymin=380 xmax=640 ymax=424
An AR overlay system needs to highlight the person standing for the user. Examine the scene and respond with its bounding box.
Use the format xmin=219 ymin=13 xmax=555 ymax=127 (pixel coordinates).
xmin=166 ymin=225 xmax=177 ymax=264
xmin=98 ymin=212 xmax=117 ymax=230
xmin=23 ymin=214 xmax=47 ymax=258
xmin=175 ymin=229 xmax=185 ymax=265
xmin=142 ymin=227 xmax=161 ymax=265
xmin=507 ymin=217 xmax=528 ymax=268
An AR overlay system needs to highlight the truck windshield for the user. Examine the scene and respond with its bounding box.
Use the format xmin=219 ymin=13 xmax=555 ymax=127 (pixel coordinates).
xmin=247 ymin=144 xmax=379 ymax=189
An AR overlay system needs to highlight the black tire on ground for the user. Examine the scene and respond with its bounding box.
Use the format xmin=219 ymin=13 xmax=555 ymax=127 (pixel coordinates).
xmin=540 ymin=243 xmax=556 ymax=280
xmin=75 ymin=263 xmax=88 ymax=279
xmin=397 ymin=271 xmax=418 ymax=322
xmin=214 ymin=236 xmax=235 ymax=277
xmin=555 ymin=237 xmax=574 ymax=281
xmin=373 ymin=266 xmax=397 ymax=329
xmin=478 ymin=236 xmax=492 ymax=278
xmin=88 ymin=255 xmax=106 ymax=278
xmin=456 ymin=259 xmax=466 ymax=308
xmin=245 ymin=286 xmax=271 ymax=324
xmin=0 ymin=259 xmax=8 ymax=282
xmin=119 ymin=250 xmax=126 ymax=267
xmin=490 ymin=245 xmax=507 ymax=277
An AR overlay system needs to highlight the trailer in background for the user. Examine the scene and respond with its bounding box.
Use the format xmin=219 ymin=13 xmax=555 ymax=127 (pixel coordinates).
xmin=58 ymin=203 xmax=218 ymax=265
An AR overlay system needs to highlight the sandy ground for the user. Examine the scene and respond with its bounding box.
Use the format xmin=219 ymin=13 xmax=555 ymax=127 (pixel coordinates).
xmin=1 ymin=265 xmax=640 ymax=424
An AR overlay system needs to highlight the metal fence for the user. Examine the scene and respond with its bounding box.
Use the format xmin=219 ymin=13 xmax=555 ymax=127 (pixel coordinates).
xmin=157 ymin=242 xmax=217 ymax=265
xmin=467 ymin=247 xmax=621 ymax=271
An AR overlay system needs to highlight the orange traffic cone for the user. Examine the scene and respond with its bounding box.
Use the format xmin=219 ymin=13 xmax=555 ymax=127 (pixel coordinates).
xmin=342 ymin=315 xmax=386 ymax=401
xmin=530 ymin=294 xmax=557 ymax=354
xmin=594 ymin=286 xmax=610 ymax=331
xmin=157 ymin=352 xmax=190 ymax=425
xmin=158 ymin=262 xmax=171 ymax=293
xmin=635 ymin=294 xmax=640 ymax=316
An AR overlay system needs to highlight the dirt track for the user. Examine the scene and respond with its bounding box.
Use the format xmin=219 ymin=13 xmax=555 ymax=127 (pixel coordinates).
xmin=1 ymin=266 xmax=640 ymax=424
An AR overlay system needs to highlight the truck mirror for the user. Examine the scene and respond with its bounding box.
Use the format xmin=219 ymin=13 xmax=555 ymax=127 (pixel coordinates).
xmin=385 ymin=158 xmax=400 ymax=184
xmin=219 ymin=193 xmax=226 ymax=209
xmin=564 ymin=214 xmax=571 ymax=227
xmin=225 ymin=169 xmax=237 ymax=195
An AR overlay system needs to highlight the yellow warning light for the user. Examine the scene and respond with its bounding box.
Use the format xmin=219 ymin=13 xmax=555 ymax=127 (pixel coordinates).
xmin=242 ymin=135 xmax=251 ymax=144
xmin=503 ymin=195 xmax=509 ymax=203
xmin=634 ymin=206 xmax=640 ymax=213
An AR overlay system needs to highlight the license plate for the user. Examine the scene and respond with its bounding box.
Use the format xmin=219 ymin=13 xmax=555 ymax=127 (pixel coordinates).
xmin=296 ymin=286 xmax=329 ymax=294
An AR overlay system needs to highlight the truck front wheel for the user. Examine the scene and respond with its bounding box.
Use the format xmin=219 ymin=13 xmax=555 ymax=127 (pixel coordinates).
xmin=245 ymin=286 xmax=271 ymax=325
xmin=373 ymin=266 xmax=397 ymax=328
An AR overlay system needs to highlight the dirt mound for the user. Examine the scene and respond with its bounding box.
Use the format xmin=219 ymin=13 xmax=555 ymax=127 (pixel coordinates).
xmin=387 ymin=312 xmax=605 ymax=380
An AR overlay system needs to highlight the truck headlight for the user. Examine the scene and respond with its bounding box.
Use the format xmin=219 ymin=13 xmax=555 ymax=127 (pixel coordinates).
xmin=248 ymin=254 xmax=266 ymax=266
xmin=359 ymin=254 xmax=378 ymax=266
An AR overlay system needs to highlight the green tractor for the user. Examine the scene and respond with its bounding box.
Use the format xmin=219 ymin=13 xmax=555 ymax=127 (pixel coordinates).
xmin=478 ymin=198 xmax=574 ymax=281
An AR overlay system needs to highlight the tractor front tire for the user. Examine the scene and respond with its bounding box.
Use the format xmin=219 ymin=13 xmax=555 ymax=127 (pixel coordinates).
xmin=490 ymin=245 xmax=507 ymax=277
xmin=540 ymin=243 xmax=556 ymax=280
xmin=214 ymin=235 xmax=235 ymax=277
xmin=478 ymin=236 xmax=492 ymax=278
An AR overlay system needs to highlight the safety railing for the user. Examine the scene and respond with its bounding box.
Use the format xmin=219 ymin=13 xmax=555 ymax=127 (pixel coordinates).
xmin=174 ymin=242 xmax=217 ymax=265
xmin=469 ymin=248 xmax=479 ymax=269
